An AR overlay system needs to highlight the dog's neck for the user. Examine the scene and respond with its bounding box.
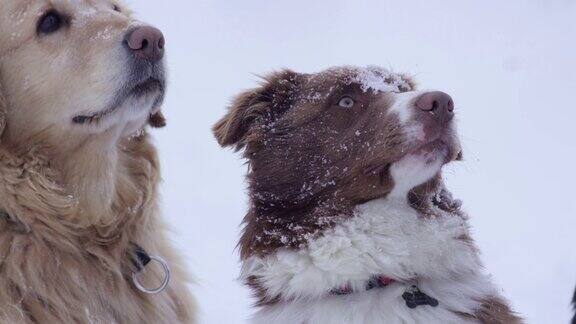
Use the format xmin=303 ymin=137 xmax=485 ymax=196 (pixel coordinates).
xmin=4 ymin=122 xmax=145 ymax=227
xmin=241 ymin=153 xmax=449 ymax=259
xmin=57 ymin=131 xmax=121 ymax=225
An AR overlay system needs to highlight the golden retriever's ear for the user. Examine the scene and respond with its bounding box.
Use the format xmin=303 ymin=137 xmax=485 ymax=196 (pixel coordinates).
xmin=213 ymin=70 xmax=300 ymax=150
xmin=148 ymin=111 xmax=166 ymax=128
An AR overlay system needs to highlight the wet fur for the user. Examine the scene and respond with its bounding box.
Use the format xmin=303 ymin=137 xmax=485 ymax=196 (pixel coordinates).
xmin=215 ymin=67 xmax=521 ymax=323
xmin=0 ymin=132 xmax=195 ymax=323
xmin=0 ymin=0 xmax=194 ymax=322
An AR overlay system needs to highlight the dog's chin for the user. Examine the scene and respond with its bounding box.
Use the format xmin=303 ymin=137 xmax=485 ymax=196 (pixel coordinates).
xmin=408 ymin=140 xmax=454 ymax=165
xmin=72 ymin=79 xmax=164 ymax=129
xmin=383 ymin=137 xmax=459 ymax=199
xmin=404 ymin=126 xmax=462 ymax=165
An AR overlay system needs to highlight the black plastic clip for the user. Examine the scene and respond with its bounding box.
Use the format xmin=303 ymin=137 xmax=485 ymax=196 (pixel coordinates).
xmin=402 ymin=285 xmax=439 ymax=309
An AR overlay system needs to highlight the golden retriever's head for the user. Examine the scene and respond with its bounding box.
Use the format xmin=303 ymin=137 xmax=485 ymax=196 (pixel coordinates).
xmin=0 ymin=0 xmax=166 ymax=150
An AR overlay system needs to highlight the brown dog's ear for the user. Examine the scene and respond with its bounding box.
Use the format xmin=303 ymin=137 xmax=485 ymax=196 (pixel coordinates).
xmin=213 ymin=70 xmax=300 ymax=150
xmin=149 ymin=111 xmax=167 ymax=128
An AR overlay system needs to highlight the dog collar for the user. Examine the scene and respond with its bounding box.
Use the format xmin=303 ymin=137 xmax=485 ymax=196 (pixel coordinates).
xmin=331 ymin=275 xmax=395 ymax=295
xmin=402 ymin=285 xmax=439 ymax=308
xmin=0 ymin=210 xmax=171 ymax=294
xmin=130 ymin=243 xmax=171 ymax=294
xmin=330 ymin=275 xmax=439 ymax=309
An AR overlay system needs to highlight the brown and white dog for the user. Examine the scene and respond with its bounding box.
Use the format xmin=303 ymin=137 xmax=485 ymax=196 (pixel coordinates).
xmin=0 ymin=0 xmax=194 ymax=322
xmin=214 ymin=66 xmax=521 ymax=323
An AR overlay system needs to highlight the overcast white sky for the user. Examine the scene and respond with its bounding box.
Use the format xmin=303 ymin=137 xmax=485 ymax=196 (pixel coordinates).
xmin=128 ymin=1 xmax=576 ymax=322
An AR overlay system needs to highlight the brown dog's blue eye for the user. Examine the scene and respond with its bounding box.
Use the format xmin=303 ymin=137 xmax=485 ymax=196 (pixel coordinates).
xmin=37 ymin=10 xmax=65 ymax=35
xmin=338 ymin=96 xmax=355 ymax=108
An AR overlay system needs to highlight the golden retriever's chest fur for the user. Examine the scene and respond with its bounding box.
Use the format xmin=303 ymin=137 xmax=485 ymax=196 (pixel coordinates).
xmin=0 ymin=135 xmax=195 ymax=323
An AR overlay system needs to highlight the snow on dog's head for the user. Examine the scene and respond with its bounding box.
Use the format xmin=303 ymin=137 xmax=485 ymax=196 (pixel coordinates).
xmin=214 ymin=66 xmax=462 ymax=257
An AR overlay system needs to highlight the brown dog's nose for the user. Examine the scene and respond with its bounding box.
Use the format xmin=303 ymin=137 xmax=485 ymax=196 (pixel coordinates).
xmin=416 ymin=91 xmax=454 ymax=123
xmin=125 ymin=26 xmax=165 ymax=62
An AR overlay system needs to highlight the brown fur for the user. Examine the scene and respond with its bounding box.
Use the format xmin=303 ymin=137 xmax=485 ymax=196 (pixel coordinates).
xmin=456 ymin=296 xmax=523 ymax=323
xmin=215 ymin=66 xmax=521 ymax=322
xmin=475 ymin=296 xmax=523 ymax=323
xmin=149 ymin=111 xmax=167 ymax=128
xmin=244 ymin=275 xmax=280 ymax=307
xmin=214 ymin=68 xmax=419 ymax=259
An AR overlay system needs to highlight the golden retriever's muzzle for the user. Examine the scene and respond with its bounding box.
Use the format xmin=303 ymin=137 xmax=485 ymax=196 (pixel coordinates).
xmin=72 ymin=26 xmax=167 ymax=125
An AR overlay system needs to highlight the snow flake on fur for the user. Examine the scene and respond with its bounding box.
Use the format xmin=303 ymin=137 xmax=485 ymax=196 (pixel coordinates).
xmin=242 ymin=198 xmax=499 ymax=323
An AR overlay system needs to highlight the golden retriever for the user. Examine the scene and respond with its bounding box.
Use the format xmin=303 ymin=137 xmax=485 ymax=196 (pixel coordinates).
xmin=0 ymin=0 xmax=195 ymax=322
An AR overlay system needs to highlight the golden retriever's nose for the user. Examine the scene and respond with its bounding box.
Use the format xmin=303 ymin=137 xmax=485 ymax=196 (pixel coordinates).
xmin=125 ymin=26 xmax=165 ymax=62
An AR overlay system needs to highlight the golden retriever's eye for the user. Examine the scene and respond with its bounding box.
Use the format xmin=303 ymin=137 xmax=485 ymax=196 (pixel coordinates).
xmin=113 ymin=4 xmax=122 ymax=12
xmin=37 ymin=10 xmax=66 ymax=35
xmin=337 ymin=96 xmax=355 ymax=108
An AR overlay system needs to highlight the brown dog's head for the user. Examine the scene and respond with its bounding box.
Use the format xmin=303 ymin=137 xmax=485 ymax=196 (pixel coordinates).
xmin=215 ymin=66 xmax=462 ymax=257
xmin=0 ymin=0 xmax=166 ymax=151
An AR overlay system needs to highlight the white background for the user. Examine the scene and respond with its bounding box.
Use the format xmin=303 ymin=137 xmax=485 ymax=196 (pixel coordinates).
xmin=128 ymin=0 xmax=576 ymax=323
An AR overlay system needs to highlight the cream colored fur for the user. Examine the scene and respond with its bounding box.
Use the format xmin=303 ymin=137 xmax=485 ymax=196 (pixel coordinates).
xmin=0 ymin=0 xmax=195 ymax=322
xmin=0 ymin=134 xmax=195 ymax=323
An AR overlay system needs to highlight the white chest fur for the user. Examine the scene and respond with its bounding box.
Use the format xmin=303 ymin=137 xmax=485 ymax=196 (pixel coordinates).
xmin=242 ymin=199 xmax=497 ymax=324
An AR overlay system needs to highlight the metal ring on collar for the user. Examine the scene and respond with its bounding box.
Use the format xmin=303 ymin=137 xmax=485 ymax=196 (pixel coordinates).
xmin=132 ymin=255 xmax=171 ymax=294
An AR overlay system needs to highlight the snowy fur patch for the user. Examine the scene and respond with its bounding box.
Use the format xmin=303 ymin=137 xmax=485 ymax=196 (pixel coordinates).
xmin=242 ymin=199 xmax=497 ymax=323
xmin=349 ymin=66 xmax=412 ymax=94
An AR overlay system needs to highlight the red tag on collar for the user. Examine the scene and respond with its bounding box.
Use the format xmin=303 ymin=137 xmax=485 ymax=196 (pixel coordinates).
xmin=378 ymin=276 xmax=395 ymax=286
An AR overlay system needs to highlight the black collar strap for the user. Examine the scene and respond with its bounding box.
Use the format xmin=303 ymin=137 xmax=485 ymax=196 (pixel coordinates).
xmin=129 ymin=243 xmax=171 ymax=295
xmin=402 ymin=285 xmax=439 ymax=308
xmin=131 ymin=243 xmax=152 ymax=273
xmin=0 ymin=211 xmax=170 ymax=295
xmin=330 ymin=275 xmax=439 ymax=309
xmin=331 ymin=275 xmax=395 ymax=295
